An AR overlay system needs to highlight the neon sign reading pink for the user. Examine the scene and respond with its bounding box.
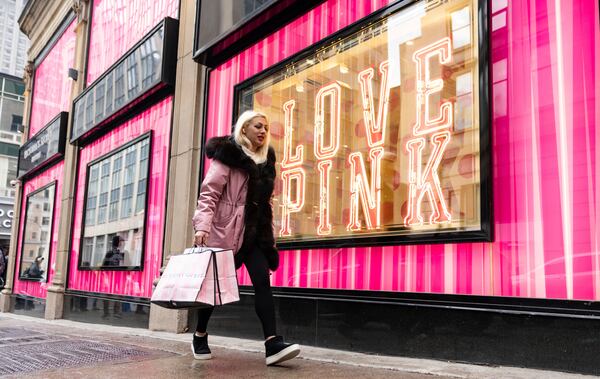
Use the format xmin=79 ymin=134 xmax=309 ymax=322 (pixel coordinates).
xmin=405 ymin=38 xmax=453 ymax=226
xmin=347 ymin=61 xmax=391 ymax=231
xmin=277 ymin=38 xmax=454 ymax=237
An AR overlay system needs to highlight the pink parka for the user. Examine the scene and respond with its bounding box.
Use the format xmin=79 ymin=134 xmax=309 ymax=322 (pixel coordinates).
xmin=192 ymin=136 xmax=279 ymax=270
xmin=192 ymin=159 xmax=248 ymax=254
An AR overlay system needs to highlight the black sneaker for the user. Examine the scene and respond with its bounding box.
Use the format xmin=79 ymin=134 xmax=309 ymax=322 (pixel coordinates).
xmin=191 ymin=333 xmax=212 ymax=360
xmin=265 ymin=336 xmax=300 ymax=366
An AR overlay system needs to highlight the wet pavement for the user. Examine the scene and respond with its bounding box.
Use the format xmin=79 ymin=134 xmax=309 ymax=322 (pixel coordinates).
xmin=0 ymin=313 xmax=593 ymax=378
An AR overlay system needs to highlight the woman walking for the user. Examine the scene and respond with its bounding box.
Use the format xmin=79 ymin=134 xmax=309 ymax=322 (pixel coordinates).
xmin=191 ymin=110 xmax=300 ymax=366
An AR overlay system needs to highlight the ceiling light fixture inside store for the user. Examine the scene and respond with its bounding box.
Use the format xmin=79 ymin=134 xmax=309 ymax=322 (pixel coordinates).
xmin=295 ymin=83 xmax=305 ymax=92
xmin=339 ymin=64 xmax=349 ymax=74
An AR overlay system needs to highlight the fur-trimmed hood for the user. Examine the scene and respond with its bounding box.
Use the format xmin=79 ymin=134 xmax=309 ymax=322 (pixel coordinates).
xmin=203 ymin=136 xmax=278 ymax=270
xmin=205 ymin=136 xmax=276 ymax=171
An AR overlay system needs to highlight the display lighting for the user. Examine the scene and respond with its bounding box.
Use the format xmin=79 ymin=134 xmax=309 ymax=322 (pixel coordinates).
xmin=347 ymin=146 xmax=384 ymax=231
xmin=317 ymin=160 xmax=333 ymax=235
xmin=411 ymin=37 xmax=453 ymax=136
xmin=272 ymin=36 xmax=458 ymax=237
xmin=403 ymin=37 xmax=455 ymax=226
xmin=314 ymin=82 xmax=342 ymax=159
xmin=279 ymin=167 xmax=306 ymax=237
xmin=404 ymin=131 xmax=452 ymax=226
xmin=280 ymin=99 xmax=306 ymax=237
xmin=313 ymin=82 xmax=342 ymax=236
xmin=281 ymin=100 xmax=304 ymax=168
xmin=357 ymin=60 xmax=390 ymax=147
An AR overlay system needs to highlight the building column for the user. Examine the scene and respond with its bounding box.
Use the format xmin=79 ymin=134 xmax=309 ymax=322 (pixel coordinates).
xmin=44 ymin=0 xmax=90 ymax=320
xmin=0 ymin=60 xmax=35 ymax=313
xmin=149 ymin=0 xmax=206 ymax=333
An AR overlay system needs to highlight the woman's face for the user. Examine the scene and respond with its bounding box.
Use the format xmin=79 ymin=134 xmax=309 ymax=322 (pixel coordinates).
xmin=244 ymin=116 xmax=269 ymax=150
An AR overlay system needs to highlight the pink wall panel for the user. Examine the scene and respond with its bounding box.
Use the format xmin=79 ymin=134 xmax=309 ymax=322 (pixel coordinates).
xmin=29 ymin=20 xmax=76 ymax=137
xmin=67 ymin=97 xmax=173 ymax=297
xmin=205 ymin=0 xmax=600 ymax=301
xmin=86 ymin=0 xmax=179 ymax=85
xmin=13 ymin=163 xmax=64 ymax=299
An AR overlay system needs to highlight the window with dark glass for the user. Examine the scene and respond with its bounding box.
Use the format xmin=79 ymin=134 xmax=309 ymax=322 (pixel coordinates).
xmin=19 ymin=183 xmax=55 ymax=281
xmin=104 ymin=71 xmax=114 ymax=115
xmin=10 ymin=115 xmax=22 ymax=132
xmin=80 ymin=136 xmax=151 ymax=269
xmin=74 ymin=100 xmax=85 ymax=136
xmin=114 ymin=63 xmax=126 ymax=108
xmin=196 ymin=0 xmax=275 ymax=50
xmin=140 ymin=39 xmax=155 ymax=88
xmin=95 ymin=79 xmax=105 ymax=123
xmin=126 ymin=52 xmax=139 ymax=99
xmin=84 ymin=92 xmax=94 ymax=129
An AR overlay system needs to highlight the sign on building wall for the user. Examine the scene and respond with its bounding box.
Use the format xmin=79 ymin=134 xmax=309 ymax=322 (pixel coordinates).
xmin=0 ymin=202 xmax=15 ymax=236
xmin=17 ymin=112 xmax=67 ymax=179
xmin=235 ymin=0 xmax=491 ymax=247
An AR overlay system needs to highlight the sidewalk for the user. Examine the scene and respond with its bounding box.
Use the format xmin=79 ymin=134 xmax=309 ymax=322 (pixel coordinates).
xmin=0 ymin=312 xmax=594 ymax=378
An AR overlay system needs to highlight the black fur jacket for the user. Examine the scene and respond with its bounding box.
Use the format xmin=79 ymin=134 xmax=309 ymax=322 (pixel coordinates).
xmin=205 ymin=136 xmax=279 ymax=271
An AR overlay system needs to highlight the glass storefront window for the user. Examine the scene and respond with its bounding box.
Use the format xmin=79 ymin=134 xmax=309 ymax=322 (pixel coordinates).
xmin=236 ymin=0 xmax=489 ymax=247
xmin=19 ymin=183 xmax=55 ymax=281
xmin=79 ymin=135 xmax=151 ymax=269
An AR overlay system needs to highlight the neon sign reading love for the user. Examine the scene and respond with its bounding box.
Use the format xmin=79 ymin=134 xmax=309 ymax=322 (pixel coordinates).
xmin=279 ymin=38 xmax=454 ymax=237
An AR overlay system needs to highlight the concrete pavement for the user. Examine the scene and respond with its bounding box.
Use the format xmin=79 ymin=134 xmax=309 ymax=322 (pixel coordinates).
xmin=0 ymin=313 xmax=594 ymax=378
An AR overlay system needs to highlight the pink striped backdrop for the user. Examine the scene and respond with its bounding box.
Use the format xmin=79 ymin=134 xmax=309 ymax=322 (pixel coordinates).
xmin=29 ymin=20 xmax=76 ymax=137
xmin=67 ymin=97 xmax=173 ymax=297
xmin=86 ymin=0 xmax=179 ymax=85
xmin=13 ymin=163 xmax=64 ymax=298
xmin=205 ymin=0 xmax=600 ymax=301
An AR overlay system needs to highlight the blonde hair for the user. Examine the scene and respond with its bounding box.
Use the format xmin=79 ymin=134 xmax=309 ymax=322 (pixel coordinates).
xmin=233 ymin=110 xmax=270 ymax=164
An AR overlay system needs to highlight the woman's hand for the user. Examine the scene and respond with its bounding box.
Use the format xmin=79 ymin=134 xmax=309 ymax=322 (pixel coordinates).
xmin=194 ymin=230 xmax=209 ymax=246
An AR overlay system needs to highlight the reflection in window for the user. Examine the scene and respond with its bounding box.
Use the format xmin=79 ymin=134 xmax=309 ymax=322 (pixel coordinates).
xmin=451 ymin=7 xmax=471 ymax=49
xmin=75 ymin=100 xmax=85 ymax=137
xmin=81 ymin=136 xmax=150 ymax=269
xmin=95 ymin=79 xmax=105 ymax=123
xmin=19 ymin=184 xmax=55 ymax=281
xmin=104 ymin=71 xmax=114 ymax=115
xmin=109 ymin=156 xmax=123 ymax=221
xmin=126 ymin=52 xmax=139 ymax=99
xmin=97 ymin=161 xmax=110 ymax=224
xmin=135 ymin=140 xmax=149 ymax=213
xmin=114 ymin=63 xmax=126 ymax=108
xmin=140 ymin=40 xmax=155 ymax=88
xmin=454 ymin=72 xmax=473 ymax=131
xmin=86 ymin=166 xmax=98 ymax=226
xmin=85 ymin=93 xmax=94 ymax=129
xmin=121 ymin=146 xmax=137 ymax=219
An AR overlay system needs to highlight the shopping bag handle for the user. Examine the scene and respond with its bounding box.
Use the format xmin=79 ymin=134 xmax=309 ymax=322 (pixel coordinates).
xmin=189 ymin=245 xmax=228 ymax=254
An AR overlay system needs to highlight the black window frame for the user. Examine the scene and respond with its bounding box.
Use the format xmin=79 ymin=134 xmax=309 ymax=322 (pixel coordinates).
xmin=70 ymin=17 xmax=179 ymax=145
xmin=77 ymin=131 xmax=153 ymax=271
xmin=193 ymin=0 xmax=327 ymax=67
xmin=221 ymin=0 xmax=492 ymax=250
xmin=18 ymin=181 xmax=57 ymax=282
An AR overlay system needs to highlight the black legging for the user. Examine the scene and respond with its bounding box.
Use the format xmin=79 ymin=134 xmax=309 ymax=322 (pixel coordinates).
xmin=196 ymin=245 xmax=276 ymax=339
